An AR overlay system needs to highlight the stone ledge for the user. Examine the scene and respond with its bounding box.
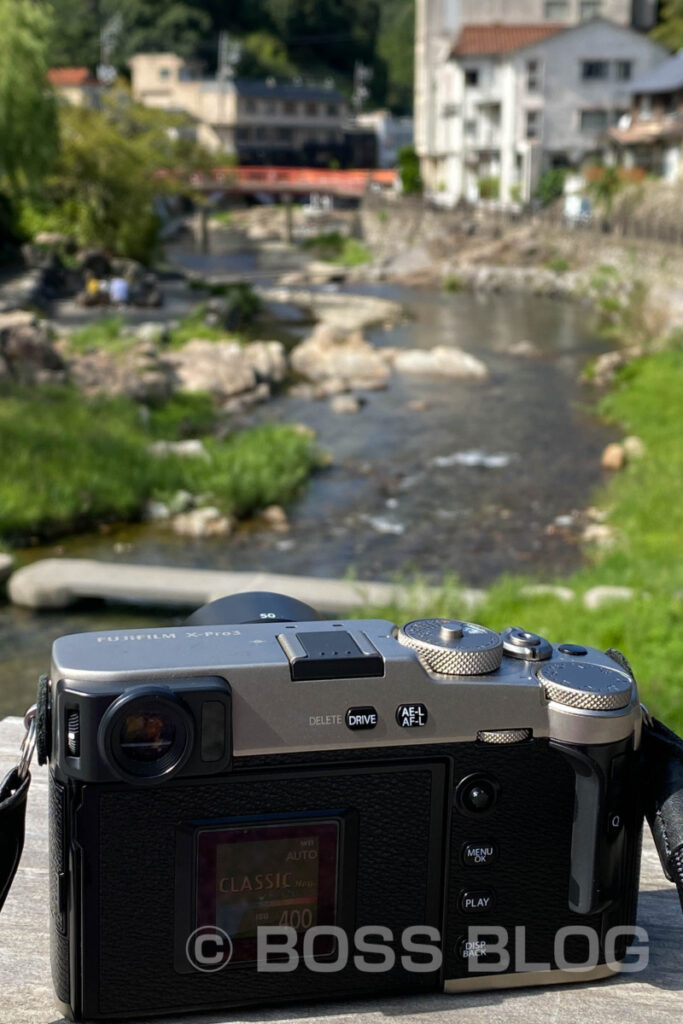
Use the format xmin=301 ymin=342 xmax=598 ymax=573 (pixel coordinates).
xmin=0 ymin=716 xmax=681 ymax=1024
xmin=5 ymin=558 xmax=485 ymax=614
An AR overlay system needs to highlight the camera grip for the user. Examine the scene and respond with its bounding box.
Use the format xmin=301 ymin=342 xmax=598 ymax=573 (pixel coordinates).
xmin=551 ymin=740 xmax=630 ymax=915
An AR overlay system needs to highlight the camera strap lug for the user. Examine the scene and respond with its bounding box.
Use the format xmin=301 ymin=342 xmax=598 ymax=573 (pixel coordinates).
xmin=18 ymin=704 xmax=37 ymax=783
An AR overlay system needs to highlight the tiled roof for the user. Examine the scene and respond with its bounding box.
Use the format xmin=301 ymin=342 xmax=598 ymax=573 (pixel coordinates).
xmin=201 ymin=78 xmax=344 ymax=103
xmin=48 ymin=67 xmax=99 ymax=87
xmin=452 ymin=24 xmax=563 ymax=57
xmin=627 ymin=49 xmax=683 ymax=94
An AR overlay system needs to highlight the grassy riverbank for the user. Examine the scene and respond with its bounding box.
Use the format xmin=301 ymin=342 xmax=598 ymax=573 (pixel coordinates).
xmin=0 ymin=387 xmax=317 ymax=544
xmin=364 ymin=346 xmax=683 ymax=732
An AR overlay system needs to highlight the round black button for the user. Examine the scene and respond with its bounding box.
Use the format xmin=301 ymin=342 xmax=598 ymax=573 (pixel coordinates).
xmin=467 ymin=786 xmax=492 ymax=810
xmin=455 ymin=774 xmax=499 ymax=816
xmin=558 ymin=644 xmax=588 ymax=656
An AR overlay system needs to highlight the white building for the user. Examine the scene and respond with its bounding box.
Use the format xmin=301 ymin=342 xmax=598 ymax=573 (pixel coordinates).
xmin=415 ymin=1 xmax=664 ymax=204
xmin=355 ymin=110 xmax=414 ymax=167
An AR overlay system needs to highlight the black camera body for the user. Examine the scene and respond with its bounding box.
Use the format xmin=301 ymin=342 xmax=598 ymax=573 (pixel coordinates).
xmin=45 ymin=594 xmax=644 ymax=1021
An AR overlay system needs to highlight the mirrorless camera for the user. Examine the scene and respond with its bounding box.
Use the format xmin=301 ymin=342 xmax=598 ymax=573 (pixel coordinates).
xmin=44 ymin=591 xmax=644 ymax=1020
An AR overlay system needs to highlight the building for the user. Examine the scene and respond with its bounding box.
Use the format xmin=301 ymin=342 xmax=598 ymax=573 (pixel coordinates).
xmin=47 ymin=67 xmax=103 ymax=108
xmin=415 ymin=0 xmax=663 ymax=203
xmin=609 ymin=51 xmax=683 ymax=181
xmin=437 ymin=1 xmax=657 ymax=30
xmin=129 ymin=53 xmax=350 ymax=166
xmin=355 ymin=110 xmax=414 ymax=167
xmin=415 ymin=0 xmax=657 ymax=162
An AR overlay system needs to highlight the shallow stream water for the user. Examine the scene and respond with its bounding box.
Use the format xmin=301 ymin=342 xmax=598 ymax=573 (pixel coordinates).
xmin=0 ymin=236 xmax=615 ymax=715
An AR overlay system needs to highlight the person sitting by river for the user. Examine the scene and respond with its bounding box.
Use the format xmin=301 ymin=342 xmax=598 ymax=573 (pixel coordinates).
xmin=108 ymin=276 xmax=130 ymax=306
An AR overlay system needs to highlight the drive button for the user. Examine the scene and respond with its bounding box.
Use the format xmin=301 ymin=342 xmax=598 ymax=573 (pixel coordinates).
xmin=345 ymin=706 xmax=378 ymax=730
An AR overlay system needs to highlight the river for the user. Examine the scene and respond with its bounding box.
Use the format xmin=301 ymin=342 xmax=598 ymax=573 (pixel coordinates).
xmin=0 ymin=234 xmax=615 ymax=717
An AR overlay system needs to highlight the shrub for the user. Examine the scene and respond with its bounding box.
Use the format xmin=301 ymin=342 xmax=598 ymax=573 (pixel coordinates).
xmin=535 ymin=167 xmax=568 ymax=206
xmin=477 ymin=176 xmax=500 ymax=200
xmin=398 ymin=145 xmax=422 ymax=195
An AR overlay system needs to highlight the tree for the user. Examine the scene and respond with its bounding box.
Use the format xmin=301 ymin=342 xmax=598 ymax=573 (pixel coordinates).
xmin=398 ymin=145 xmax=422 ymax=194
xmin=0 ymin=0 xmax=59 ymax=199
xmin=535 ymin=167 xmax=568 ymax=206
xmin=238 ymin=31 xmax=298 ymax=80
xmin=49 ymin=0 xmax=100 ymax=68
xmin=651 ymin=1 xmax=683 ymax=51
xmin=587 ymin=165 xmax=623 ymax=219
xmin=375 ymin=0 xmax=414 ymax=112
xmin=26 ymin=88 xmax=217 ymax=262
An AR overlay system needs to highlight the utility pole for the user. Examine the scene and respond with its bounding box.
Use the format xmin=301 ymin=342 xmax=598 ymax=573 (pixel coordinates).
xmin=97 ymin=12 xmax=122 ymax=85
xmin=352 ymin=61 xmax=373 ymax=115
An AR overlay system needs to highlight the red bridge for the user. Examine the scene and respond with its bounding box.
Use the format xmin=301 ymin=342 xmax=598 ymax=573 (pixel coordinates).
xmin=160 ymin=165 xmax=398 ymax=198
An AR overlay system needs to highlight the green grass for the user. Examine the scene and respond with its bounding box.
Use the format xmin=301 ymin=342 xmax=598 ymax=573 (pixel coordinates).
xmin=0 ymin=387 xmax=318 ymax=542
xmin=67 ymin=316 xmax=133 ymax=354
xmin=361 ymin=348 xmax=683 ymax=732
xmin=302 ymin=231 xmax=372 ymax=267
xmin=169 ymin=288 xmax=261 ymax=347
xmin=168 ymin=306 xmax=235 ymax=347
xmin=210 ymin=209 xmax=233 ymax=225
xmin=444 ymin=274 xmax=464 ymax=293
xmin=547 ymin=256 xmax=570 ymax=273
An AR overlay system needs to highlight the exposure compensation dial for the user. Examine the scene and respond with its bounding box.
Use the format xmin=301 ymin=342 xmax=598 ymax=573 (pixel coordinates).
xmin=537 ymin=660 xmax=633 ymax=711
xmin=398 ymin=618 xmax=504 ymax=676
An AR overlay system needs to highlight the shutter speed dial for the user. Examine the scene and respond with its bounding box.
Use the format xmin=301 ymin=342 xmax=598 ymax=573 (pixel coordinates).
xmin=398 ymin=618 xmax=504 ymax=676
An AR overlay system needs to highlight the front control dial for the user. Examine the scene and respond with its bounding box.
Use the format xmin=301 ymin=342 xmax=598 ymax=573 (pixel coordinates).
xmin=398 ymin=618 xmax=503 ymax=676
xmin=538 ymin=660 xmax=633 ymax=711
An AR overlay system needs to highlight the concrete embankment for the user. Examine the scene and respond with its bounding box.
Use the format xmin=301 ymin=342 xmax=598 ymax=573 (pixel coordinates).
xmin=6 ymin=558 xmax=485 ymax=614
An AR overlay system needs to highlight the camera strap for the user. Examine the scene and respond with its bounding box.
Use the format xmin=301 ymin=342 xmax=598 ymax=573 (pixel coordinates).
xmin=0 ymin=705 xmax=35 ymax=913
xmin=0 ymin=670 xmax=682 ymax=917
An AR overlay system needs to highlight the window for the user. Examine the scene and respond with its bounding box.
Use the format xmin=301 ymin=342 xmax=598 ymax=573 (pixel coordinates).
xmin=464 ymin=119 xmax=477 ymax=136
xmin=464 ymin=68 xmax=479 ymax=87
xmin=544 ymin=1 xmax=569 ymax=18
xmin=327 ymin=103 xmax=339 ymax=116
xmin=580 ymin=0 xmax=601 ymax=18
xmin=305 ymin=101 xmax=318 ymax=116
xmin=615 ymin=60 xmax=632 ymax=82
xmin=580 ymin=109 xmax=609 ymax=133
xmin=277 ymin=127 xmax=293 ymax=141
xmin=527 ymin=60 xmax=540 ymax=92
xmin=582 ymin=60 xmax=609 ymax=81
xmin=283 ymin=100 xmax=297 ymax=115
xmin=526 ymin=110 xmax=541 ymax=140
xmin=443 ymin=102 xmax=460 ymax=117
xmin=243 ymin=99 xmax=257 ymax=114
xmin=159 ymin=67 xmax=171 ymax=79
xmin=236 ymin=127 xmax=251 ymax=142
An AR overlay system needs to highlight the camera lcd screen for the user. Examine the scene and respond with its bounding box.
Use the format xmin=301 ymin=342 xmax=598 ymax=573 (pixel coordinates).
xmin=196 ymin=820 xmax=340 ymax=963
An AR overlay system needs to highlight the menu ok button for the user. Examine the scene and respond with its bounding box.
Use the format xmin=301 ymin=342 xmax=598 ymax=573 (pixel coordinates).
xmin=460 ymin=889 xmax=496 ymax=913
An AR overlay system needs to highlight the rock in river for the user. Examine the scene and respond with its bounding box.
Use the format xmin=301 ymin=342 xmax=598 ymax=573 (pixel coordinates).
xmin=162 ymin=339 xmax=286 ymax=399
xmin=0 ymin=311 xmax=66 ymax=385
xmin=391 ymin=345 xmax=489 ymax=380
xmin=289 ymin=323 xmax=390 ymax=391
xmin=172 ymin=506 xmax=234 ymax=538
